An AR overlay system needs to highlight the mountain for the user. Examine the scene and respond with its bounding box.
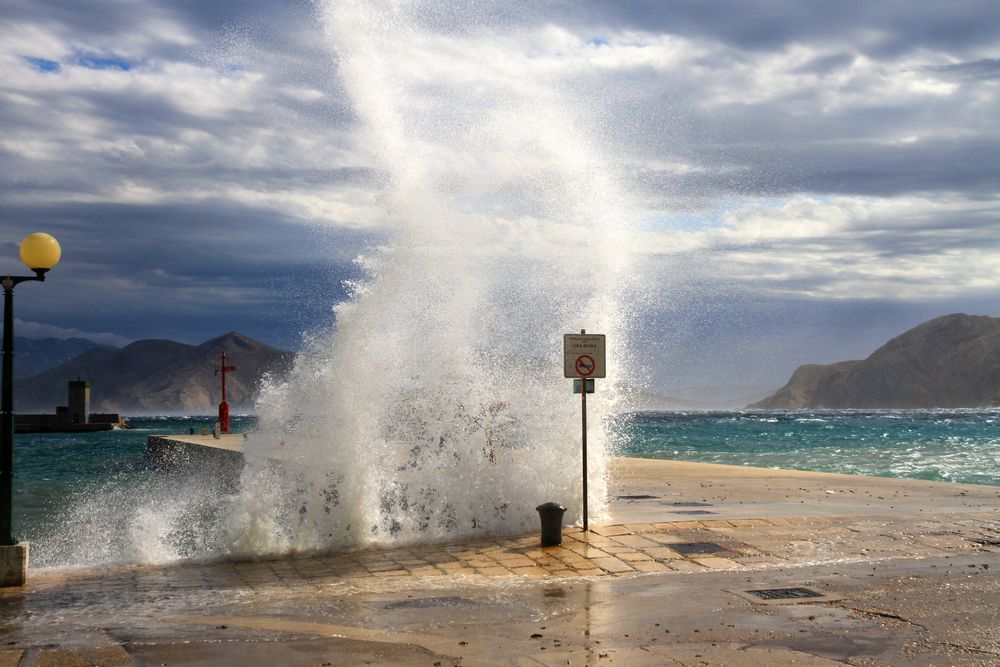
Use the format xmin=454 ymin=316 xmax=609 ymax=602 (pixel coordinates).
xmin=15 ymin=332 xmax=295 ymax=414
xmin=12 ymin=337 xmax=114 ymax=378
xmin=750 ymin=314 xmax=1000 ymax=409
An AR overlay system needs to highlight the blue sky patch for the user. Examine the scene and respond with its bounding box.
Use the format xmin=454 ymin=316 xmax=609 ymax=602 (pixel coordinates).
xmin=24 ymin=56 xmax=61 ymax=72
xmin=75 ymin=51 xmax=132 ymax=71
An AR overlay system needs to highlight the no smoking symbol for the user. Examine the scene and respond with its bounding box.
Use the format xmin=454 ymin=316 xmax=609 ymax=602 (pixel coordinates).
xmin=575 ymin=354 xmax=595 ymax=377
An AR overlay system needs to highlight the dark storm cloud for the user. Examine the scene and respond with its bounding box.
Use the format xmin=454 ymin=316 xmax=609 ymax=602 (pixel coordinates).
xmin=793 ymin=52 xmax=856 ymax=75
xmin=843 ymin=205 xmax=1000 ymax=260
xmin=6 ymin=0 xmax=321 ymax=62
xmin=591 ymin=40 xmax=998 ymax=204
xmin=805 ymin=139 xmax=1000 ymax=197
xmin=4 ymin=0 xmax=159 ymax=36
xmin=397 ymin=0 xmax=1000 ymax=55
xmin=564 ymin=1 xmax=1000 ymax=54
xmin=1 ymin=200 xmax=374 ymax=349
xmin=637 ymin=135 xmax=1000 ymax=201
xmin=923 ymin=58 xmax=1000 ymax=81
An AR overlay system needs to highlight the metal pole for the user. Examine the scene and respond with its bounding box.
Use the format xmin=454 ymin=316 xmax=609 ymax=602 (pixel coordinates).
xmin=582 ymin=371 xmax=588 ymax=532
xmin=1 ymin=282 xmax=15 ymax=546
xmin=581 ymin=328 xmax=588 ymax=532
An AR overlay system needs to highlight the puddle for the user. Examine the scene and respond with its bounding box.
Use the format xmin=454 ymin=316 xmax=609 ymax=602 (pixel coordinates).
xmin=383 ymin=596 xmax=477 ymax=609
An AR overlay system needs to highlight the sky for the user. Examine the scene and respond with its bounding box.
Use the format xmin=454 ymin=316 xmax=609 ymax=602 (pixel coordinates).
xmin=0 ymin=0 xmax=998 ymax=393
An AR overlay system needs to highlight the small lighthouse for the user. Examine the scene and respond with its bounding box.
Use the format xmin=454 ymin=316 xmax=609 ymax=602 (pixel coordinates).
xmin=213 ymin=351 xmax=237 ymax=433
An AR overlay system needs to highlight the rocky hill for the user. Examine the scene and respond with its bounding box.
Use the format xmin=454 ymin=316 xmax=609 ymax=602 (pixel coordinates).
xmin=750 ymin=314 xmax=1000 ymax=409
xmin=15 ymin=332 xmax=294 ymax=414
xmin=13 ymin=336 xmax=114 ymax=378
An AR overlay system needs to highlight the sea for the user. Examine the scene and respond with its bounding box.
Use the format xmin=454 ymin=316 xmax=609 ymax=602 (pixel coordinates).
xmin=11 ymin=410 xmax=1000 ymax=567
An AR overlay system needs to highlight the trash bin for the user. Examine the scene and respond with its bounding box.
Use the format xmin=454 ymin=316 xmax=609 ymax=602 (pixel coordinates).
xmin=536 ymin=502 xmax=566 ymax=547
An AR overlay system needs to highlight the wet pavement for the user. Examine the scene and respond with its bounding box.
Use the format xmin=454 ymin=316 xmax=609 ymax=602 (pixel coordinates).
xmin=1 ymin=457 xmax=999 ymax=665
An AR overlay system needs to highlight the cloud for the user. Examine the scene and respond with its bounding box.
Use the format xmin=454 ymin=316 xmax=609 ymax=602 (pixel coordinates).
xmin=13 ymin=318 xmax=132 ymax=347
xmin=922 ymin=58 xmax=1000 ymax=81
xmin=635 ymin=194 xmax=1000 ymax=302
xmin=560 ymin=1 xmax=1000 ymax=56
xmin=1 ymin=199 xmax=373 ymax=349
xmin=0 ymin=0 xmax=998 ymax=386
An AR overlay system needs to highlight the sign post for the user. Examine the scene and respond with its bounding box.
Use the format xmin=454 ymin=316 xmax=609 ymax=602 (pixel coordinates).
xmin=564 ymin=330 xmax=606 ymax=532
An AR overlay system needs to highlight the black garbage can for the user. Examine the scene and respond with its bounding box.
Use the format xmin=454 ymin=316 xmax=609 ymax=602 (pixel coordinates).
xmin=536 ymin=502 xmax=566 ymax=547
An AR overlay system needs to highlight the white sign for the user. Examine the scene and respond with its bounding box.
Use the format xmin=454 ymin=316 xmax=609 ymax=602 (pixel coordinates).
xmin=564 ymin=333 xmax=606 ymax=378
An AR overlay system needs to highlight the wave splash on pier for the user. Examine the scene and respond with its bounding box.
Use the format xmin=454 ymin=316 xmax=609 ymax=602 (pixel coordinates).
xmin=28 ymin=2 xmax=640 ymax=568
xmin=224 ymin=1 xmax=638 ymax=557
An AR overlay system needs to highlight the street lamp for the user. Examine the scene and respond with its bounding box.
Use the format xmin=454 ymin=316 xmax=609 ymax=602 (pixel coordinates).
xmin=1 ymin=233 xmax=60 ymax=585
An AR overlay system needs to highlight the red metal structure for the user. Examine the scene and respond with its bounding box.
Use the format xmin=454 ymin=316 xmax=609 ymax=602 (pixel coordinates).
xmin=213 ymin=351 xmax=237 ymax=433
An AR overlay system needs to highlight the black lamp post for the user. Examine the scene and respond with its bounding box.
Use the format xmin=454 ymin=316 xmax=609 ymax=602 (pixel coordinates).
xmin=1 ymin=233 xmax=61 ymax=548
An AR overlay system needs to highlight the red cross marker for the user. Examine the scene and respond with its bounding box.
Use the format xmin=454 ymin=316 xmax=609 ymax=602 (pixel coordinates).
xmin=214 ymin=351 xmax=237 ymax=433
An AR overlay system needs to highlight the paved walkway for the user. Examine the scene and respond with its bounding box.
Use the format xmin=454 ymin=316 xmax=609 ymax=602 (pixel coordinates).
xmin=1 ymin=458 xmax=999 ymax=665
xmin=25 ymin=510 xmax=999 ymax=594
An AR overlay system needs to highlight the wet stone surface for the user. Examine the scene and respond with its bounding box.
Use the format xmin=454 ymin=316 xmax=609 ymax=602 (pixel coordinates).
xmin=1 ymin=458 xmax=998 ymax=665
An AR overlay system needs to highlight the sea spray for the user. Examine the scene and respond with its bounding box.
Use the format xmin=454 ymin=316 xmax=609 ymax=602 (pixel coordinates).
xmin=225 ymin=1 xmax=640 ymax=556
xmin=31 ymin=455 xmax=239 ymax=567
xmin=28 ymin=3 xmax=643 ymax=567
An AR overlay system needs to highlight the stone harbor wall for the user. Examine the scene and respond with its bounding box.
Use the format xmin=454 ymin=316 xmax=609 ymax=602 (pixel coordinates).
xmin=14 ymin=412 xmax=126 ymax=433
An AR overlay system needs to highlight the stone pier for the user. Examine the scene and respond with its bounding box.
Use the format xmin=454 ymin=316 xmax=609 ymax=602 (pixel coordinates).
xmin=1 ymin=457 xmax=997 ymax=665
xmin=146 ymin=433 xmax=245 ymax=467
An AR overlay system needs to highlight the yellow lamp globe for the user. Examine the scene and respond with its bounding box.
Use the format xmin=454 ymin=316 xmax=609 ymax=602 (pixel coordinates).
xmin=19 ymin=233 xmax=61 ymax=272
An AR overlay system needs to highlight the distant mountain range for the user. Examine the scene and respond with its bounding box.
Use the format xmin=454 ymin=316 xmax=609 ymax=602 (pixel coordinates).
xmin=28 ymin=313 xmax=994 ymax=413
xmin=751 ymin=313 xmax=1000 ymax=409
xmin=12 ymin=336 xmax=116 ymax=378
xmin=15 ymin=332 xmax=294 ymax=414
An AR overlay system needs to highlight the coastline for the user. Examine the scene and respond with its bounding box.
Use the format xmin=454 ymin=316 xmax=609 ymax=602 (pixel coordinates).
xmin=6 ymin=455 xmax=998 ymax=664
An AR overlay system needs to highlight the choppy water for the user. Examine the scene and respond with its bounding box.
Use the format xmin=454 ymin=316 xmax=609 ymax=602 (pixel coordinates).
xmin=622 ymin=410 xmax=1000 ymax=486
xmin=14 ymin=410 xmax=1000 ymax=568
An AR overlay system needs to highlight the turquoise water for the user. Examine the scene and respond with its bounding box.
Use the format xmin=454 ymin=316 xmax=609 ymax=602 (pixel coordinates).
xmin=10 ymin=410 xmax=1000 ymax=566
xmin=14 ymin=416 xmax=255 ymax=566
xmin=621 ymin=410 xmax=1000 ymax=486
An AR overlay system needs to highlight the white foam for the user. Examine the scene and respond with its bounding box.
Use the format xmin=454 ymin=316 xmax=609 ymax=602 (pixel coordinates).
xmin=223 ymin=1 xmax=640 ymax=558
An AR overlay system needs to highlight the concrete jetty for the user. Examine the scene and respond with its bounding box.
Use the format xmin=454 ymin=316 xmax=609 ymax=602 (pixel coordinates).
xmin=146 ymin=433 xmax=245 ymax=466
xmin=2 ymin=457 xmax=998 ymax=665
